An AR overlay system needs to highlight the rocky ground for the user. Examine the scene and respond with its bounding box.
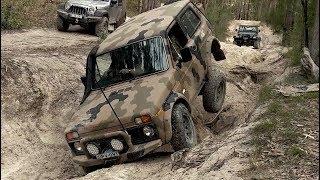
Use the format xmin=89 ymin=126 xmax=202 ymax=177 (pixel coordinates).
xmin=1 ymin=21 xmax=308 ymax=180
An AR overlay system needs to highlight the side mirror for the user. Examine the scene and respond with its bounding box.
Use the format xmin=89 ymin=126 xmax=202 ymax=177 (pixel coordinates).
xmin=81 ymin=76 xmax=87 ymax=86
xmin=211 ymin=38 xmax=226 ymax=61
xmin=180 ymin=47 xmax=192 ymax=62
xmin=258 ymin=30 xmax=260 ymax=32
xmin=235 ymin=29 xmax=238 ymax=32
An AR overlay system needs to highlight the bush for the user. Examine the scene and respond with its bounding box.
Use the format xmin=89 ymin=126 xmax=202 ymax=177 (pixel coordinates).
xmin=1 ymin=0 xmax=65 ymax=30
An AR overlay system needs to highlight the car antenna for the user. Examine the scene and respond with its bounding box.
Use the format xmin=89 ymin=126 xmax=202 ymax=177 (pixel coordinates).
xmin=86 ymin=56 xmax=128 ymax=135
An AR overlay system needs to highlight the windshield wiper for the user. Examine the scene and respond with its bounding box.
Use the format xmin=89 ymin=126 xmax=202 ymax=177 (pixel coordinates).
xmin=89 ymin=62 xmax=128 ymax=134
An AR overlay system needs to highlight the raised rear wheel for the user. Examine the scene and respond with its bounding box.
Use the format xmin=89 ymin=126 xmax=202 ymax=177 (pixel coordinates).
xmin=202 ymin=68 xmax=226 ymax=113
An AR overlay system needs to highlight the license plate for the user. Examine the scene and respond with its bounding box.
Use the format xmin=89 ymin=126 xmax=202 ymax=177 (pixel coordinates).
xmin=96 ymin=150 xmax=119 ymax=160
xmin=70 ymin=14 xmax=82 ymax=19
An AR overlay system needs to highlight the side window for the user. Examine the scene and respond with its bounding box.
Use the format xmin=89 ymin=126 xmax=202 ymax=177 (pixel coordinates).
xmin=168 ymin=23 xmax=188 ymax=62
xmin=179 ymin=8 xmax=201 ymax=37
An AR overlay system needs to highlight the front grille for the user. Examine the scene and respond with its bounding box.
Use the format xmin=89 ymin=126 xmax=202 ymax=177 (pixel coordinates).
xmin=86 ymin=136 xmax=129 ymax=158
xmin=68 ymin=6 xmax=87 ymax=15
xmin=127 ymin=124 xmax=158 ymax=145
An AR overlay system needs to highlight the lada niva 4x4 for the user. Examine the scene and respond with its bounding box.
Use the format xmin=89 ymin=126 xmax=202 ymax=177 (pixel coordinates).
xmin=64 ymin=0 xmax=227 ymax=172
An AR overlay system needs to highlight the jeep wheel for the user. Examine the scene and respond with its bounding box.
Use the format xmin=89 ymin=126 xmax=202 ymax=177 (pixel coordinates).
xmin=95 ymin=17 xmax=109 ymax=37
xmin=171 ymin=103 xmax=197 ymax=151
xmin=57 ymin=16 xmax=69 ymax=32
xmin=203 ymin=69 xmax=226 ymax=113
xmin=253 ymin=41 xmax=260 ymax=49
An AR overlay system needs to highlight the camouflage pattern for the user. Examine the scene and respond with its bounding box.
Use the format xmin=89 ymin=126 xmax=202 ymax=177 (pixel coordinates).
xmin=65 ymin=0 xmax=224 ymax=167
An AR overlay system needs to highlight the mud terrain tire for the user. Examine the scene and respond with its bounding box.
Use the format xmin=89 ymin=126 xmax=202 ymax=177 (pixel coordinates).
xmin=95 ymin=17 xmax=109 ymax=37
xmin=56 ymin=16 xmax=69 ymax=32
xmin=171 ymin=103 xmax=197 ymax=151
xmin=253 ymin=41 xmax=260 ymax=49
xmin=203 ymin=69 xmax=226 ymax=113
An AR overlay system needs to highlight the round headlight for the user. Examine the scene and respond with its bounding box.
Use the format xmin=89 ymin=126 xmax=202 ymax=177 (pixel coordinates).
xmin=143 ymin=126 xmax=155 ymax=137
xmin=74 ymin=142 xmax=83 ymax=152
xmin=65 ymin=2 xmax=71 ymax=10
xmin=110 ymin=139 xmax=124 ymax=151
xmin=86 ymin=143 xmax=100 ymax=155
xmin=88 ymin=6 xmax=95 ymax=15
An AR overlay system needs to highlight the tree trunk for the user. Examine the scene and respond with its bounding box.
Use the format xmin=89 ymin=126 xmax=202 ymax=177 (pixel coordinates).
xmin=301 ymin=0 xmax=309 ymax=47
xmin=310 ymin=0 xmax=319 ymax=66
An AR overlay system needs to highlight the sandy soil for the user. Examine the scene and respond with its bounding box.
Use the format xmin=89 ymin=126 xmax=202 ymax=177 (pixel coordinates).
xmin=1 ymin=21 xmax=289 ymax=180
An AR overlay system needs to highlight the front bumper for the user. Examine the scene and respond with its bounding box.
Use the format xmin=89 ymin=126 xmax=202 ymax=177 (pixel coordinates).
xmin=71 ymin=130 xmax=162 ymax=167
xmin=57 ymin=9 xmax=102 ymax=25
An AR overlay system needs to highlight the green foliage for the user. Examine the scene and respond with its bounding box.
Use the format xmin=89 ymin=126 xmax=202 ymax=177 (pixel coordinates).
xmin=287 ymin=146 xmax=306 ymax=157
xmin=250 ymin=0 xmax=317 ymax=65
xmin=1 ymin=0 xmax=65 ymax=30
xmin=258 ymin=85 xmax=274 ymax=103
xmin=205 ymin=0 xmax=235 ymax=41
xmin=1 ymin=1 xmax=28 ymax=29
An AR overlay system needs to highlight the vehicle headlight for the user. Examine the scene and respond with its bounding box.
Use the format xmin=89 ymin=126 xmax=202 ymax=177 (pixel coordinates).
xmin=74 ymin=142 xmax=83 ymax=152
xmin=88 ymin=6 xmax=95 ymax=15
xmin=65 ymin=2 xmax=71 ymax=10
xmin=86 ymin=143 xmax=100 ymax=155
xmin=143 ymin=126 xmax=155 ymax=137
xmin=110 ymin=139 xmax=124 ymax=151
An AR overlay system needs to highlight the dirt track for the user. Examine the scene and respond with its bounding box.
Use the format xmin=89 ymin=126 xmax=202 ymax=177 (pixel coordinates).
xmin=1 ymin=21 xmax=289 ymax=179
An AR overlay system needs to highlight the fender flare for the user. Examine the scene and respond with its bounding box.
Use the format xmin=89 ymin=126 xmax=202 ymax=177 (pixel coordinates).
xmin=160 ymin=91 xmax=191 ymax=143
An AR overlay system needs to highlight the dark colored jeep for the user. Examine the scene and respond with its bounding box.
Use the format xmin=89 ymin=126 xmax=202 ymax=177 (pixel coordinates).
xmin=56 ymin=0 xmax=126 ymax=36
xmin=233 ymin=25 xmax=261 ymax=49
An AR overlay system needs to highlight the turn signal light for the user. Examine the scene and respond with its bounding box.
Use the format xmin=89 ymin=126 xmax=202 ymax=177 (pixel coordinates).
xmin=135 ymin=114 xmax=152 ymax=124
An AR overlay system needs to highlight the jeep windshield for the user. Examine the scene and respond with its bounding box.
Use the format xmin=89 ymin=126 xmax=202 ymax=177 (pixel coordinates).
xmin=92 ymin=37 xmax=168 ymax=89
xmin=239 ymin=26 xmax=258 ymax=32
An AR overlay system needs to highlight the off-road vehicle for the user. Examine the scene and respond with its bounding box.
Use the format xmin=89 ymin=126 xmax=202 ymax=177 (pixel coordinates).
xmin=56 ymin=0 xmax=126 ymax=36
xmin=233 ymin=25 xmax=261 ymax=49
xmin=65 ymin=0 xmax=226 ymax=172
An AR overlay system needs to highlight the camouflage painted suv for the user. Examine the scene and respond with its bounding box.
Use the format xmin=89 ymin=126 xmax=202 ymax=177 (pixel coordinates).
xmin=65 ymin=0 xmax=226 ymax=172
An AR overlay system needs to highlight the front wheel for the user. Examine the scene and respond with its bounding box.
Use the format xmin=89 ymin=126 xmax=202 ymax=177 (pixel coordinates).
xmin=170 ymin=103 xmax=197 ymax=151
xmin=56 ymin=16 xmax=69 ymax=32
xmin=202 ymin=69 xmax=226 ymax=113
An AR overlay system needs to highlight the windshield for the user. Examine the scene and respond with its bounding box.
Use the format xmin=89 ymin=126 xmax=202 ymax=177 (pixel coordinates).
xmin=92 ymin=37 xmax=168 ymax=89
xmin=239 ymin=26 xmax=258 ymax=32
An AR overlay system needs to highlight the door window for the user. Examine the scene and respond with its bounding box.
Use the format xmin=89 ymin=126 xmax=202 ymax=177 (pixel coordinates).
xmin=179 ymin=8 xmax=201 ymax=37
xmin=168 ymin=23 xmax=188 ymax=62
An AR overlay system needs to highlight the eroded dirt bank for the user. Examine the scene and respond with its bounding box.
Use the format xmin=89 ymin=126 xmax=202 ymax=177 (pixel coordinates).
xmin=1 ymin=28 xmax=98 ymax=179
xmin=1 ymin=21 xmax=288 ymax=180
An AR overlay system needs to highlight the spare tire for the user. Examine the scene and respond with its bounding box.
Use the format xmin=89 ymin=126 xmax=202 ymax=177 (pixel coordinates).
xmin=202 ymin=68 xmax=226 ymax=113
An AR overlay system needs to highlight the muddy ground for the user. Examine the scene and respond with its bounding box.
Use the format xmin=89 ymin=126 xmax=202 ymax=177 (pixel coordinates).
xmin=1 ymin=21 xmax=289 ymax=180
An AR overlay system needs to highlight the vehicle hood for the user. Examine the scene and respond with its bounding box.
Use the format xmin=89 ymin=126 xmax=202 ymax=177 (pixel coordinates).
xmin=68 ymin=0 xmax=110 ymax=9
xmin=65 ymin=72 xmax=174 ymax=135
